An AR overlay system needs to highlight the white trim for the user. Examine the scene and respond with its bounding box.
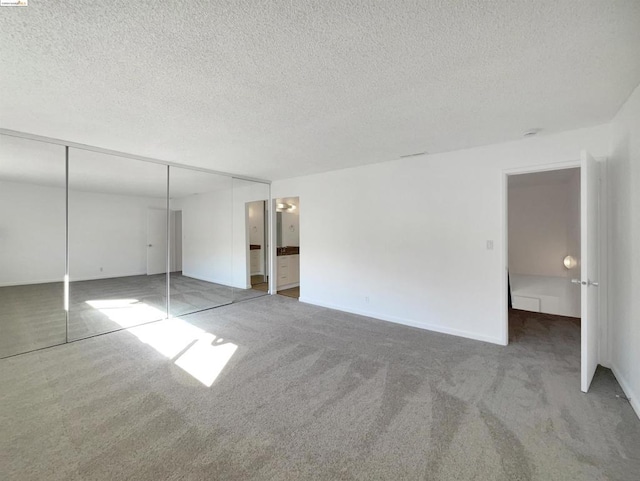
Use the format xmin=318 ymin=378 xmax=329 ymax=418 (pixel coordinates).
xmin=0 ymin=128 xmax=271 ymax=185
xmin=0 ymin=278 xmax=63 ymax=287
xmin=268 ymin=198 xmax=277 ymax=295
xmin=299 ymin=297 xmax=504 ymax=345
xmin=610 ymin=363 xmax=640 ymax=420
xmin=178 ymin=273 xmax=238 ymax=288
xmin=0 ymin=272 xmax=154 ymax=287
xmin=598 ymin=159 xmax=610 ymax=367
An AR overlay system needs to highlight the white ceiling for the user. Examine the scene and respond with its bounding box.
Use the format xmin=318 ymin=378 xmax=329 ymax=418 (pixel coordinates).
xmin=1 ymin=1 xmax=639 ymax=181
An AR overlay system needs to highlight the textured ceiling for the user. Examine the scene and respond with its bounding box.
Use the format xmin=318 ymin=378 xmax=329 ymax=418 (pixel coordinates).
xmin=1 ymin=1 xmax=640 ymax=180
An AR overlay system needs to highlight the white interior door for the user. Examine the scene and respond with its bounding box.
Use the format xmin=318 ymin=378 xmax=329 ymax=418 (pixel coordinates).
xmin=147 ymin=208 xmax=167 ymax=275
xmin=579 ymin=150 xmax=600 ymax=392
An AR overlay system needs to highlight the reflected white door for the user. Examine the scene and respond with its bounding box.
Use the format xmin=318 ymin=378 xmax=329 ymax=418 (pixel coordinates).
xmin=580 ymin=150 xmax=600 ymax=392
xmin=147 ymin=208 xmax=167 ymax=275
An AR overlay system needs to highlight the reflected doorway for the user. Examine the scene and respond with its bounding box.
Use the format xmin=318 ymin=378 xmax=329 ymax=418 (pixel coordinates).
xmin=247 ymin=200 xmax=268 ymax=292
xmin=147 ymin=208 xmax=168 ymax=275
xmin=170 ymin=210 xmax=183 ymax=275
xmin=276 ymin=197 xmax=300 ymax=300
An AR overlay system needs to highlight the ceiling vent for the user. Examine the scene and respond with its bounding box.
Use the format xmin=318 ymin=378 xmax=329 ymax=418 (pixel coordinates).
xmin=400 ymin=151 xmax=428 ymax=159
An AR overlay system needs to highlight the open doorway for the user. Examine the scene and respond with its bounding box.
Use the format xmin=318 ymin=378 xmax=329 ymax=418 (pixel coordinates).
xmin=503 ymin=159 xmax=606 ymax=392
xmin=170 ymin=210 xmax=182 ymax=274
xmin=508 ymin=168 xmax=581 ymax=319
xmin=504 ymin=153 xmax=602 ymax=393
xmin=247 ymin=200 xmax=268 ymax=292
xmin=506 ymin=166 xmax=586 ymax=383
xmin=275 ymin=197 xmax=299 ymax=299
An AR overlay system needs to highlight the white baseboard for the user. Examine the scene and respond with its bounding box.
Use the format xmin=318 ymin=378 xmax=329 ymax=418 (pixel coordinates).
xmin=0 ymin=272 xmax=149 ymax=287
xmin=298 ymin=297 xmax=503 ymax=346
xmin=182 ymin=273 xmax=232 ymax=287
xmin=610 ymin=363 xmax=640 ymax=420
xmin=73 ymin=272 xmax=148 ymax=282
xmin=0 ymin=278 xmax=62 ymax=287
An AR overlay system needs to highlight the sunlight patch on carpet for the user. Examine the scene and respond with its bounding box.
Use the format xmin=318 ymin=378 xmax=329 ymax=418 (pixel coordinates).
xmin=86 ymin=300 xmax=237 ymax=386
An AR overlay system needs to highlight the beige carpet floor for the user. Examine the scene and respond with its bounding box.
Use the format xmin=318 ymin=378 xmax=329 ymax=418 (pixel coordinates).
xmin=1 ymin=298 xmax=638 ymax=480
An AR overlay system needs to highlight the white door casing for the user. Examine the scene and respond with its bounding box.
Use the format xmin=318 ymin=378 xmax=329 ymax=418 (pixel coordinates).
xmin=147 ymin=208 xmax=167 ymax=275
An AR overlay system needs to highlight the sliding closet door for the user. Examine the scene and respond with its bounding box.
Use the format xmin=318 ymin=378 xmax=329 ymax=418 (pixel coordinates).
xmin=67 ymin=149 xmax=168 ymax=340
xmin=0 ymin=135 xmax=67 ymax=358
xmin=168 ymin=167 xmax=234 ymax=317
xmin=231 ymin=178 xmax=271 ymax=301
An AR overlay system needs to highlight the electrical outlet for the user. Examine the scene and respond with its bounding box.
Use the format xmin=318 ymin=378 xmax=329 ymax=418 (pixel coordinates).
xmin=486 ymin=240 xmax=494 ymax=250
xmin=365 ymin=296 xmax=370 ymax=304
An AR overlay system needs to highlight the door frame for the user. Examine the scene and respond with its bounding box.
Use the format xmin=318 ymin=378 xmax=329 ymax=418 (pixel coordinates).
xmin=147 ymin=207 xmax=168 ymax=276
xmin=502 ymin=160 xmax=580 ymax=344
xmin=501 ymin=158 xmax=609 ymax=388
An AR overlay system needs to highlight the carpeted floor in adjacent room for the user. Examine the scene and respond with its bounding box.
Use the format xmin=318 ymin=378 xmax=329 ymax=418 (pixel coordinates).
xmin=1 ymin=297 xmax=638 ymax=481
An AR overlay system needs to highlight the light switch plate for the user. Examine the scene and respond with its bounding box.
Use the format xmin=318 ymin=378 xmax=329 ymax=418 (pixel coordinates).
xmin=486 ymin=240 xmax=494 ymax=250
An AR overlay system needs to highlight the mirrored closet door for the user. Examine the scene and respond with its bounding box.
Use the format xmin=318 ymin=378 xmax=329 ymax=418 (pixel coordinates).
xmin=168 ymin=167 xmax=234 ymax=317
xmin=0 ymin=136 xmax=67 ymax=358
xmin=232 ymin=178 xmax=270 ymax=301
xmin=67 ymin=149 xmax=168 ymax=340
xmin=1 ymin=132 xmax=271 ymax=357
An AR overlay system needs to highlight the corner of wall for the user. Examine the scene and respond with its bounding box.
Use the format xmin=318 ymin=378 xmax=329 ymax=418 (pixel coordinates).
xmin=610 ymin=363 xmax=640 ymax=420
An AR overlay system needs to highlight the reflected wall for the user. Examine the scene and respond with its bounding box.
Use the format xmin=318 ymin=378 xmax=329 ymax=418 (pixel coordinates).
xmin=167 ymin=170 xmax=270 ymax=316
xmin=0 ymin=132 xmax=270 ymax=357
xmin=169 ymin=167 xmax=233 ymax=317
xmin=68 ymin=149 xmax=168 ymax=340
xmin=0 ymin=136 xmax=66 ymax=358
xmin=232 ymin=178 xmax=270 ymax=300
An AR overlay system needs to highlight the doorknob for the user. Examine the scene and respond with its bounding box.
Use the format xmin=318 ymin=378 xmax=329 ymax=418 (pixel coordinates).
xmin=148 ymin=244 xmax=153 ymax=247
xmin=571 ymin=279 xmax=584 ymax=285
xmin=588 ymin=280 xmax=599 ymax=287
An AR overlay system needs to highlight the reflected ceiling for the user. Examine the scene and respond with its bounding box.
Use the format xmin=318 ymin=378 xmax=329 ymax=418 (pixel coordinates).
xmin=0 ymin=135 xmax=246 ymax=198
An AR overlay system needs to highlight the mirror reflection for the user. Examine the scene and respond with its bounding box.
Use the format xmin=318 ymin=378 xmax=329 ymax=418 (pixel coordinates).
xmin=167 ymin=171 xmax=269 ymax=316
xmin=275 ymin=197 xmax=300 ymax=299
xmin=67 ymin=149 xmax=168 ymax=340
xmin=0 ymin=136 xmax=67 ymax=358
xmin=168 ymin=167 xmax=233 ymax=317
xmin=1 ymin=134 xmax=271 ymax=356
xmin=233 ymin=178 xmax=270 ymax=299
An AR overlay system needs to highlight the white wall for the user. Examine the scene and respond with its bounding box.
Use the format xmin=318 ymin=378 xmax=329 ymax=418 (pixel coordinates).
xmin=508 ymin=173 xmax=581 ymax=317
xmin=608 ymin=83 xmax=640 ymax=418
xmin=176 ymin=189 xmax=233 ymax=286
xmin=0 ymin=181 xmax=166 ymax=285
xmin=0 ymin=181 xmax=65 ymax=285
xmin=280 ymin=207 xmax=300 ymax=247
xmin=69 ymin=189 xmax=165 ymax=280
xmin=509 ymin=182 xmax=574 ymax=278
xmin=173 ymin=180 xmax=269 ymax=289
xmin=272 ymin=124 xmax=610 ymax=345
